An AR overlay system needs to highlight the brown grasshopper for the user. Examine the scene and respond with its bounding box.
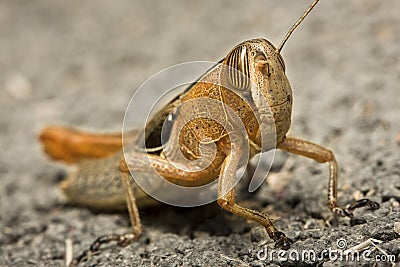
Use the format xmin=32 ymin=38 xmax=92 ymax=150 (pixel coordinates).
xmin=39 ymin=0 xmax=379 ymax=264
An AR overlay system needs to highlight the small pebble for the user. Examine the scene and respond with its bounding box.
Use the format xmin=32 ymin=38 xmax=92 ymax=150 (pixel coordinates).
xmin=394 ymin=222 xmax=400 ymax=235
xmin=5 ymin=73 xmax=32 ymax=100
xmin=365 ymin=189 xmax=376 ymax=197
xmin=353 ymin=190 xmax=363 ymax=200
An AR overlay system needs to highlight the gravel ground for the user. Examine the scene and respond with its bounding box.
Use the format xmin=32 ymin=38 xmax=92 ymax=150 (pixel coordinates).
xmin=1 ymin=0 xmax=399 ymax=266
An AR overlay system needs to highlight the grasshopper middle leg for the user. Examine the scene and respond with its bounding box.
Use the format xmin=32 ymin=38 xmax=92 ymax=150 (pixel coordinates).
xmin=278 ymin=136 xmax=380 ymax=217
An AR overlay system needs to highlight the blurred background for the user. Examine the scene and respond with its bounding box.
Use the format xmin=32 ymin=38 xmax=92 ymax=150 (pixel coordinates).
xmin=1 ymin=0 xmax=399 ymax=266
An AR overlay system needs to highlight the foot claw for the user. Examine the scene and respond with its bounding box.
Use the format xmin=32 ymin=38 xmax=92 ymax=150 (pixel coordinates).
xmin=333 ymin=198 xmax=380 ymax=219
xmin=332 ymin=207 xmax=353 ymax=218
xmin=71 ymin=233 xmax=138 ymax=265
xmin=347 ymin=199 xmax=380 ymax=212
xmin=117 ymin=233 xmax=137 ymax=247
xmin=368 ymin=200 xmax=380 ymax=210
xmin=272 ymin=231 xmax=293 ymax=250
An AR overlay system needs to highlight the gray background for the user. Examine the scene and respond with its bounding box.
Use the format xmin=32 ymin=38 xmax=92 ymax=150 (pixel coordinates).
xmin=1 ymin=0 xmax=399 ymax=266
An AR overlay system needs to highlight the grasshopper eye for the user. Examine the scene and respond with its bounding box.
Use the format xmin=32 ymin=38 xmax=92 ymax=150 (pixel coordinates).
xmin=226 ymin=45 xmax=250 ymax=90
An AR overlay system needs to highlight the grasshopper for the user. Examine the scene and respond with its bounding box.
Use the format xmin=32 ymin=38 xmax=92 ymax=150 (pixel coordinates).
xmin=39 ymin=0 xmax=379 ymax=264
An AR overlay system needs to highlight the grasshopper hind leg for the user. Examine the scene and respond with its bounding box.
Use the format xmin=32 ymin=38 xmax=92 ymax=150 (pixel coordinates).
xmin=71 ymin=233 xmax=137 ymax=266
xmin=39 ymin=126 xmax=138 ymax=163
xmin=70 ymin=159 xmax=143 ymax=266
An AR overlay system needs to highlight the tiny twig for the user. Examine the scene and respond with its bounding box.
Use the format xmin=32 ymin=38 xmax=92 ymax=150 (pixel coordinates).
xmin=343 ymin=238 xmax=382 ymax=254
xmin=220 ymin=254 xmax=249 ymax=267
xmin=65 ymin=238 xmax=73 ymax=267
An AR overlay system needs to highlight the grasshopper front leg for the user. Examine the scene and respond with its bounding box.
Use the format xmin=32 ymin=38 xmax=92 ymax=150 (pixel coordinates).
xmin=217 ymin=136 xmax=293 ymax=249
xmin=123 ymin=148 xmax=225 ymax=187
xmin=278 ymin=137 xmax=380 ymax=217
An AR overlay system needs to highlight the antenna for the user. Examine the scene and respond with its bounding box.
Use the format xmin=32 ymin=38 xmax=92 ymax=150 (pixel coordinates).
xmin=276 ymin=0 xmax=320 ymax=53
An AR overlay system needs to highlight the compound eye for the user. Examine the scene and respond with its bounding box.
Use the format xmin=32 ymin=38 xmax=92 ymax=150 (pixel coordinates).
xmin=226 ymin=45 xmax=250 ymax=90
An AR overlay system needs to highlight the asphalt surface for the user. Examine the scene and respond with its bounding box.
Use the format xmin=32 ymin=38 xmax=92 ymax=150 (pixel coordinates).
xmin=1 ymin=0 xmax=399 ymax=266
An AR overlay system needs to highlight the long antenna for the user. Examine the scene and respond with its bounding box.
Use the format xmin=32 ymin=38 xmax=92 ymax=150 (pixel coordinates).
xmin=276 ymin=0 xmax=320 ymax=53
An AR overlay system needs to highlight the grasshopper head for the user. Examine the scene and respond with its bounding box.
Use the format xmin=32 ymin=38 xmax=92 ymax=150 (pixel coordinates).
xmin=222 ymin=38 xmax=293 ymax=144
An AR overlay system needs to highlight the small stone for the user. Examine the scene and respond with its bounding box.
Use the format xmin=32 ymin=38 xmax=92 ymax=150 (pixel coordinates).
xmin=394 ymin=222 xmax=400 ymax=235
xmin=353 ymin=190 xmax=363 ymax=200
xmin=365 ymin=189 xmax=376 ymax=197
xmin=5 ymin=73 xmax=32 ymax=100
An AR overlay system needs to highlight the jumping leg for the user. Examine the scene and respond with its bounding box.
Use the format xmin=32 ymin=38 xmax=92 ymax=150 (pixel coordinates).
xmin=39 ymin=126 xmax=138 ymax=163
